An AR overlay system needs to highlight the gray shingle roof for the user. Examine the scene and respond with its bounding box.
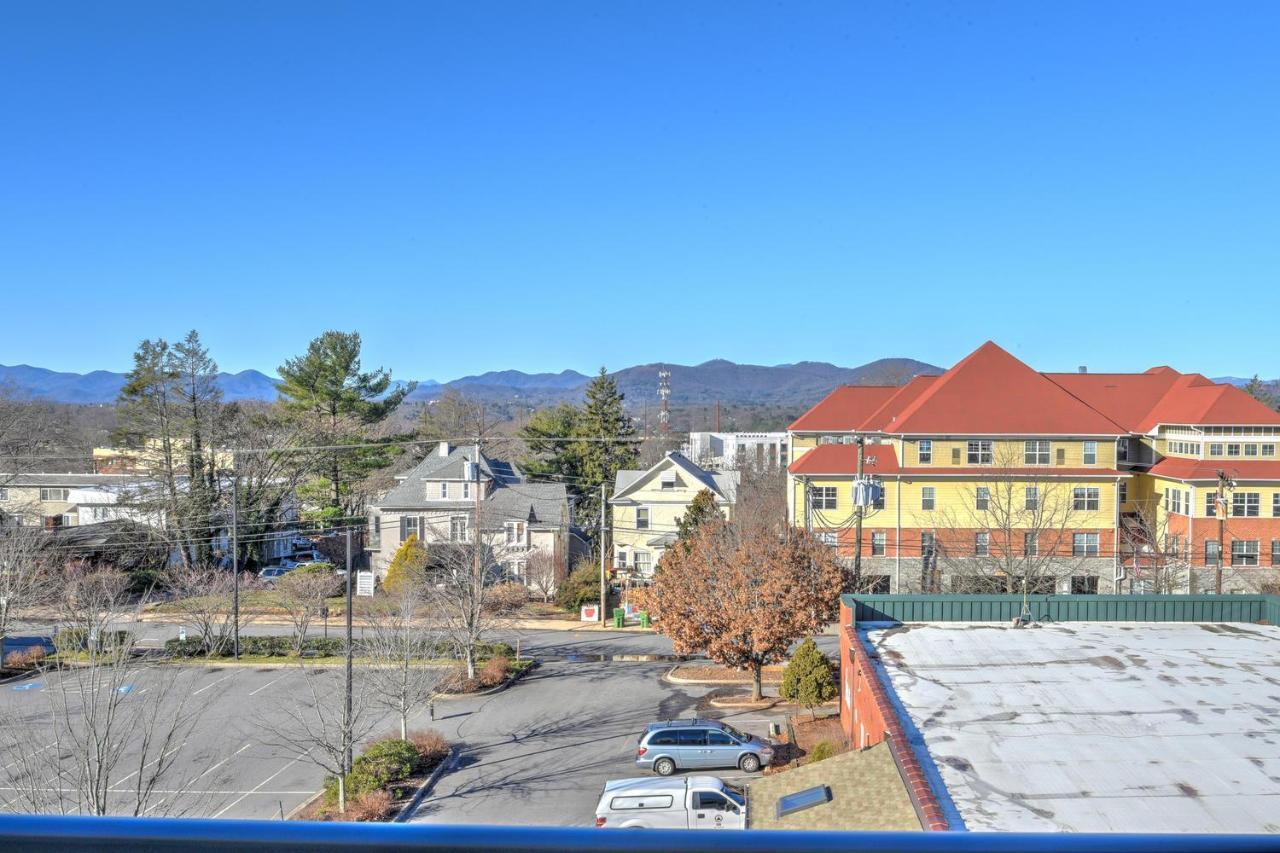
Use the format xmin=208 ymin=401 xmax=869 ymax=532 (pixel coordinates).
xmin=2 ymin=473 xmax=148 ymax=487
xmin=611 ymin=451 xmax=739 ymax=502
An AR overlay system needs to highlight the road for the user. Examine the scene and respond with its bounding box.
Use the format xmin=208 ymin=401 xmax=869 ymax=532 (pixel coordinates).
xmin=407 ymin=659 xmax=792 ymax=827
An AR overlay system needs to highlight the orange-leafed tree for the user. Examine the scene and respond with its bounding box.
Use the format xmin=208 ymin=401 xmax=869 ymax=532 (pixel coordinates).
xmin=649 ymin=520 xmax=842 ymax=701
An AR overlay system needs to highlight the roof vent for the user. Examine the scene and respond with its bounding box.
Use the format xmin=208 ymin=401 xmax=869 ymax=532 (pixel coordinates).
xmin=1078 ymin=365 xmax=1088 ymax=374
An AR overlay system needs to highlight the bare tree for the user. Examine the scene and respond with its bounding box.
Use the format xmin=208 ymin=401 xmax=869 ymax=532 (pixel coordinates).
xmin=162 ymin=563 xmax=253 ymax=657
xmin=257 ymin=665 xmax=375 ymax=813
xmin=933 ymin=445 xmax=1102 ymax=594
xmin=523 ymin=550 xmax=559 ymax=603
xmin=276 ymin=565 xmax=341 ymax=655
xmin=0 ymin=526 xmax=52 ymax=663
xmin=1119 ymin=497 xmax=1191 ymax=594
xmin=360 ymin=582 xmax=447 ymax=739
xmin=0 ymin=565 xmax=200 ymax=816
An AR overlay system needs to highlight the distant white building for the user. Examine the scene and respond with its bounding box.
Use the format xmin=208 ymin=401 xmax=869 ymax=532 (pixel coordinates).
xmin=682 ymin=432 xmax=788 ymax=471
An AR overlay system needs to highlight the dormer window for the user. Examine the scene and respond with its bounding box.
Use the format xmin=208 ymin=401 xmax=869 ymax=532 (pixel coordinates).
xmin=660 ymin=472 xmax=677 ymax=490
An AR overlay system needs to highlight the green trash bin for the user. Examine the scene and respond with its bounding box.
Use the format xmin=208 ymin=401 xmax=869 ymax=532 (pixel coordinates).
xmin=638 ymin=611 xmax=651 ymax=628
xmin=613 ymin=608 xmax=626 ymax=628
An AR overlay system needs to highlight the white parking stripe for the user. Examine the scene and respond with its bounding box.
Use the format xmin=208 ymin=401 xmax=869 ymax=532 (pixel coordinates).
xmin=191 ymin=742 xmax=253 ymax=785
xmin=248 ymin=675 xmax=287 ymax=696
xmin=0 ymin=742 xmax=54 ymax=771
xmin=191 ymin=672 xmax=234 ymax=696
xmin=109 ymin=742 xmax=187 ymax=789
xmin=211 ymin=753 xmax=308 ymax=818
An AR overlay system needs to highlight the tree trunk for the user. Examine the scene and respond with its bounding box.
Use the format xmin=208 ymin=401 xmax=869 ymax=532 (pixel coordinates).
xmin=464 ymin=646 xmax=476 ymax=680
xmin=337 ymin=774 xmax=346 ymax=813
xmin=751 ymin=662 xmax=763 ymax=702
xmin=400 ymin=712 xmax=407 ymax=741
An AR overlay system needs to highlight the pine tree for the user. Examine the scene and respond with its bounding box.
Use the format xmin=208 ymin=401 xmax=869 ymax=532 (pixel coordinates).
xmin=779 ymin=638 xmax=837 ymax=719
xmin=1243 ymin=375 xmax=1277 ymax=410
xmin=382 ymin=534 xmax=427 ymax=595
xmin=676 ymin=488 xmax=724 ymax=543
xmin=573 ymin=368 xmax=637 ymax=550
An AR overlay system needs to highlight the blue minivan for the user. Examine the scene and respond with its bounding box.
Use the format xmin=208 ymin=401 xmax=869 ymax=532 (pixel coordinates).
xmin=635 ymin=719 xmax=774 ymax=776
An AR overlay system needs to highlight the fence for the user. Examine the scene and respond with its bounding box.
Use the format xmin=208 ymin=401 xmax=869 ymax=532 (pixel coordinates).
xmin=844 ymin=593 xmax=1280 ymax=626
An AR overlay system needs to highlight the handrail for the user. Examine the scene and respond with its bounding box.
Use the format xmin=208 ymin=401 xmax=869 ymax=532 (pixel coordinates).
xmin=0 ymin=815 xmax=1278 ymax=853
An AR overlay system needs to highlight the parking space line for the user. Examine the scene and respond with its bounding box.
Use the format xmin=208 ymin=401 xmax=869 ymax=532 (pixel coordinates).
xmin=109 ymin=742 xmax=187 ymax=790
xmin=248 ymin=675 xmax=287 ymax=696
xmin=211 ymin=752 xmax=308 ymax=818
xmin=0 ymin=742 xmax=55 ymax=771
xmin=192 ymin=672 xmax=234 ymax=696
xmin=191 ymin=742 xmax=253 ymax=785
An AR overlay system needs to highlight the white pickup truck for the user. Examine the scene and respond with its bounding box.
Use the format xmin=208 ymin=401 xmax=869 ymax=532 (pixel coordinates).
xmin=594 ymin=775 xmax=745 ymax=830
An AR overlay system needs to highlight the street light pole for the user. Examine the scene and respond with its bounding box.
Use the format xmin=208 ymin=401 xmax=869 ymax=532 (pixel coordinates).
xmin=344 ymin=527 xmax=353 ymax=774
xmin=231 ymin=451 xmax=240 ymax=661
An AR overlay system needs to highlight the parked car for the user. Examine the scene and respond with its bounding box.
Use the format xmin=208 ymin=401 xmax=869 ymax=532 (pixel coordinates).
xmin=279 ymin=551 xmax=323 ymax=569
xmin=635 ymin=719 xmax=774 ymax=775
xmin=595 ymin=776 xmax=745 ymax=830
xmin=257 ymin=566 xmax=292 ymax=585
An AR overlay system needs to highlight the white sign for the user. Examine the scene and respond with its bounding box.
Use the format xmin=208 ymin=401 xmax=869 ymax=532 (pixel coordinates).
xmin=356 ymin=571 xmax=375 ymax=597
xmin=580 ymin=604 xmax=599 ymax=622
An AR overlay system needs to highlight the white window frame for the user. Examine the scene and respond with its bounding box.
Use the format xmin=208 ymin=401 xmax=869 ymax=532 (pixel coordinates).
xmin=1024 ymin=440 xmax=1050 ymax=466
xmin=921 ymin=487 xmax=935 ymax=511
xmin=1227 ymin=443 xmax=1241 ymax=457
xmin=1025 ymin=486 xmax=1038 ymax=511
xmin=1231 ymin=539 xmax=1259 ymax=567
xmin=440 ymin=482 xmax=448 ymax=499
xmin=636 ymin=507 xmax=650 ymax=530
xmin=1023 ymin=532 xmax=1038 ymax=557
xmin=917 ymin=440 xmax=932 ymax=465
xmin=505 ymin=520 xmax=526 ymax=546
xmin=449 ymin=516 xmax=469 ymax=542
xmin=1082 ymin=441 xmax=1098 ymax=465
xmin=1232 ymin=492 xmax=1260 ymax=518
xmin=1072 ymin=532 xmax=1100 ymax=557
xmin=1072 ymin=487 xmax=1100 ymax=511
xmin=1244 ymin=443 xmax=1259 ymax=457
xmin=871 ymin=531 xmax=886 ymax=556
xmin=1262 ymin=443 xmax=1277 ymax=457
xmin=975 ymin=487 xmax=990 ymax=511
xmin=1118 ymin=481 xmax=1128 ymax=504
xmin=967 ymin=440 xmax=993 ymax=465
xmin=40 ymin=488 xmax=69 ymax=502
xmin=974 ymin=531 xmax=989 ymax=556
xmin=632 ymin=550 xmax=651 ymax=574
xmin=812 ymin=487 xmax=837 ymax=510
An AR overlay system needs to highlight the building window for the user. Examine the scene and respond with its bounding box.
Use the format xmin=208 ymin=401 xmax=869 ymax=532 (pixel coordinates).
xmin=449 ymin=516 xmax=469 ymax=542
xmin=39 ymin=488 xmax=69 ymax=502
xmin=918 ymin=440 xmax=932 ymax=465
xmin=636 ymin=507 xmax=650 ymax=530
xmin=1232 ymin=492 xmax=1260 ymax=517
xmin=1169 ymin=490 xmax=1183 ymax=515
xmin=1206 ymin=492 xmax=1217 ymax=517
xmin=660 ymin=472 xmax=676 ymax=490
xmin=1273 ymin=539 xmax=1280 ymax=566
xmin=921 ymin=487 xmax=935 ymax=511
xmin=632 ymin=551 xmax=651 ymax=575
xmin=0 ymin=488 xmax=7 ymax=501
xmin=974 ymin=532 xmax=989 ymax=556
xmin=1227 ymin=443 xmax=1241 ymax=457
xmin=921 ymin=532 xmax=936 ymax=558
xmin=816 ymin=532 xmax=838 ymax=547
xmin=967 ymin=440 xmax=993 ymax=465
xmin=975 ymin=487 xmax=990 ymax=511
xmin=1205 ymin=540 xmax=1220 ymax=564
xmin=1056 ymin=447 xmax=1067 ymax=466
xmin=1117 ymin=438 xmax=1129 ymax=462
xmin=871 ymin=532 xmax=886 ymax=556
xmin=1231 ymin=540 xmax=1259 ymax=567
xmin=1263 ymin=443 xmax=1277 ymax=457
xmin=1082 ymin=441 xmax=1098 ymax=465
xmin=1023 ymin=532 xmax=1038 ymax=557
xmin=1118 ymin=481 xmax=1128 ymax=504
xmin=1071 ymin=576 xmax=1099 ymax=595
xmin=400 ymin=515 xmax=420 ymax=543
xmin=439 ymin=482 xmax=448 ymax=499
xmin=1274 ymin=494 xmax=1280 ymax=517
xmin=1073 ymin=533 xmax=1100 ymax=557
xmin=811 ymin=487 xmax=837 ymax=510
xmin=1208 ymin=443 xmax=1224 ymax=457
xmin=462 ymin=481 xmax=470 ymax=500
xmin=505 ymin=521 xmax=526 ymax=546
xmin=1244 ymin=443 xmax=1259 ymax=456
xmin=1072 ymin=487 xmax=1100 ymax=511
xmin=1024 ymin=440 xmax=1050 ymax=465
xmin=1025 ymin=486 xmax=1039 ymax=511
xmin=615 ymin=550 xmax=628 ymax=569
xmin=951 ymin=447 xmax=961 ymax=464
xmin=1166 ymin=534 xmax=1180 ymax=557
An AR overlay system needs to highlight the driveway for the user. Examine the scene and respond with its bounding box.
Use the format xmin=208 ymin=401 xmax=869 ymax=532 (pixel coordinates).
xmin=408 ymin=660 xmax=792 ymax=827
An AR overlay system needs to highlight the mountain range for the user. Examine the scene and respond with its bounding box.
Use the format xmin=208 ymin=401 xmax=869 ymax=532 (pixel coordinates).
xmin=0 ymin=357 xmax=941 ymax=409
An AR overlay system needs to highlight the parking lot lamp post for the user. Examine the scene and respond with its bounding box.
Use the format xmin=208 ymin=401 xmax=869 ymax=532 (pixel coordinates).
xmin=231 ymin=451 xmax=240 ymax=661
xmin=344 ymin=527 xmax=353 ymax=774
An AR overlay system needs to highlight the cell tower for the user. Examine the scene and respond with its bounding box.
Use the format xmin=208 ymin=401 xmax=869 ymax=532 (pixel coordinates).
xmin=657 ymin=367 xmax=671 ymax=433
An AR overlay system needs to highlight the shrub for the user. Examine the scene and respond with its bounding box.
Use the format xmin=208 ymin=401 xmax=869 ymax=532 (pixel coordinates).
xmin=348 ymin=739 xmax=418 ymax=798
xmin=347 ymin=789 xmax=394 ymax=822
xmin=407 ymin=729 xmax=450 ymax=767
xmin=807 ymin=740 xmax=838 ymax=764
xmin=479 ymin=655 xmax=509 ymax=688
xmin=382 ymin=535 xmax=427 ymax=595
xmin=556 ymin=560 xmax=601 ymax=612
xmin=484 ymin=582 xmax=530 ymax=614
xmin=4 ymin=647 xmax=46 ymax=671
xmin=55 ymin=629 xmax=132 ymax=653
xmin=779 ymin=638 xmax=836 ymax=717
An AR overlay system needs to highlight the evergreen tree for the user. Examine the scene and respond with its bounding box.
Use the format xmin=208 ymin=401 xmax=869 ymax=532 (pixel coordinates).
xmin=168 ymin=330 xmax=223 ymax=565
xmin=518 ymin=403 xmax=582 ymax=481
xmin=573 ymin=368 xmax=637 ymax=549
xmin=1243 ymin=375 xmax=1277 ymax=410
xmin=382 ymin=534 xmax=428 ymax=595
xmin=779 ymin=638 xmax=837 ymax=719
xmin=277 ymin=331 xmax=415 ymax=516
xmin=676 ymin=488 xmax=724 ymax=544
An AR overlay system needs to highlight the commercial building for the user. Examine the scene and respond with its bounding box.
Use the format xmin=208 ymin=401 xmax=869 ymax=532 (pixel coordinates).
xmin=787 ymin=341 xmax=1280 ymax=594
xmin=682 ymin=431 xmax=788 ymax=471
xmin=838 ymin=593 xmax=1280 ymax=833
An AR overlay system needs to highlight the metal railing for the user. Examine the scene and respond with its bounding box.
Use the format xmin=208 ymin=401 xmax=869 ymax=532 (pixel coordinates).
xmin=0 ymin=816 xmax=1278 ymax=853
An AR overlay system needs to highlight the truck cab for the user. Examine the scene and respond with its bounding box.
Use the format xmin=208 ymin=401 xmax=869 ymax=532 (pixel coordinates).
xmin=595 ymin=775 xmax=746 ymax=830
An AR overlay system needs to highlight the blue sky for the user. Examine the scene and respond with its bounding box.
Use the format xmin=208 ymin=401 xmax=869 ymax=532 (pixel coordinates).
xmin=2 ymin=1 xmax=1278 ymax=381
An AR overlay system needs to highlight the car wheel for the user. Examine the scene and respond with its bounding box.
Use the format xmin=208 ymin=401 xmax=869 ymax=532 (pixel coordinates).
xmin=654 ymin=758 xmax=676 ymax=776
xmin=739 ymin=753 xmax=762 ymax=773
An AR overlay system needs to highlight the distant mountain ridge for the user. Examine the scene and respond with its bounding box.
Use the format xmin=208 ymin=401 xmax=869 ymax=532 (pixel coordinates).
xmin=0 ymin=357 xmax=942 ymax=408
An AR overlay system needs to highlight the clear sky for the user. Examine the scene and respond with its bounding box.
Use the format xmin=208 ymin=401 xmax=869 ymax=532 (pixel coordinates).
xmin=2 ymin=1 xmax=1278 ymax=381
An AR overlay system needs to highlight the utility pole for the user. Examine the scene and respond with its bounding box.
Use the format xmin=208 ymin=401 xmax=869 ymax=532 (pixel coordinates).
xmin=714 ymin=400 xmax=721 ymax=433
xmin=343 ymin=527 xmax=353 ymax=774
xmin=853 ymin=436 xmax=866 ymax=586
xmin=231 ymin=452 xmax=240 ymax=661
xmin=1215 ymin=469 xmax=1232 ymax=595
xmin=658 ymin=368 xmax=671 ymax=435
xmin=599 ymin=482 xmax=608 ymax=627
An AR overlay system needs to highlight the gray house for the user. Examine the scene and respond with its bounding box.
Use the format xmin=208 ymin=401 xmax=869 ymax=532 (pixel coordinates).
xmin=367 ymin=442 xmax=578 ymax=588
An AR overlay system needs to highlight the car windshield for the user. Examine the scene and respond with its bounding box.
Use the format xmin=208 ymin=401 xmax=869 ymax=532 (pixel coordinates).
xmin=721 ymin=724 xmax=748 ymax=742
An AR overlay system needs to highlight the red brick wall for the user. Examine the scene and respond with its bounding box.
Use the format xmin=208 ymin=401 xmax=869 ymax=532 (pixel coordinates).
xmin=823 ymin=526 xmax=1115 ymax=559
xmin=1153 ymin=513 xmax=1280 ymax=566
xmin=838 ymin=606 xmax=949 ymax=830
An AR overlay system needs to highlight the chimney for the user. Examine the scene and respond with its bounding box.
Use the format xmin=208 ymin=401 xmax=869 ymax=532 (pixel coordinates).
xmin=1078 ymin=366 xmax=1088 ymax=374
xmin=438 ymin=442 xmax=451 ymax=457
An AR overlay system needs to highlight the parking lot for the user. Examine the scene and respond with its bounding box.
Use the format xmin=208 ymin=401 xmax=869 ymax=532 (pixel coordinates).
xmin=406 ymin=659 xmax=791 ymax=827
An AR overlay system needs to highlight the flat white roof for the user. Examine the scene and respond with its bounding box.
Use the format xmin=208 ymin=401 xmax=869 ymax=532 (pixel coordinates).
xmin=871 ymin=622 xmax=1280 ymax=833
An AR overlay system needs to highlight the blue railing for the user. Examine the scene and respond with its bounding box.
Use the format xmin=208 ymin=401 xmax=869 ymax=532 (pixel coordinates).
xmin=0 ymin=816 xmax=1277 ymax=853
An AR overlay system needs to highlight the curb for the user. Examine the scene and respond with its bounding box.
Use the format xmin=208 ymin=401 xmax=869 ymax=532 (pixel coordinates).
xmin=663 ymin=668 xmax=784 ymax=686
xmin=285 ymin=789 xmax=326 ymax=820
xmin=393 ymin=746 xmax=459 ymax=823
xmin=437 ymin=660 xmax=539 ymax=700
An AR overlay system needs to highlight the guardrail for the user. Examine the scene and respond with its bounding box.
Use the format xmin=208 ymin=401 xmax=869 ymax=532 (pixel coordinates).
xmin=1 ymin=815 xmax=1279 ymax=853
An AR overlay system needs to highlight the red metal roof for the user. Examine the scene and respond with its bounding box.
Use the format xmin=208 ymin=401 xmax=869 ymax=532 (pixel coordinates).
xmin=792 ymin=341 xmax=1280 ymax=436
xmin=1148 ymin=457 xmax=1280 ymax=482
xmin=789 ymin=385 xmax=903 ymax=432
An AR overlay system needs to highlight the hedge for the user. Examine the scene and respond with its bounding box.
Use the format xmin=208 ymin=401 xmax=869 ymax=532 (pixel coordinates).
xmin=54 ymin=629 xmax=133 ymax=653
xmin=324 ymin=739 xmax=419 ymax=805
xmin=163 ymin=635 xmax=514 ymax=661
